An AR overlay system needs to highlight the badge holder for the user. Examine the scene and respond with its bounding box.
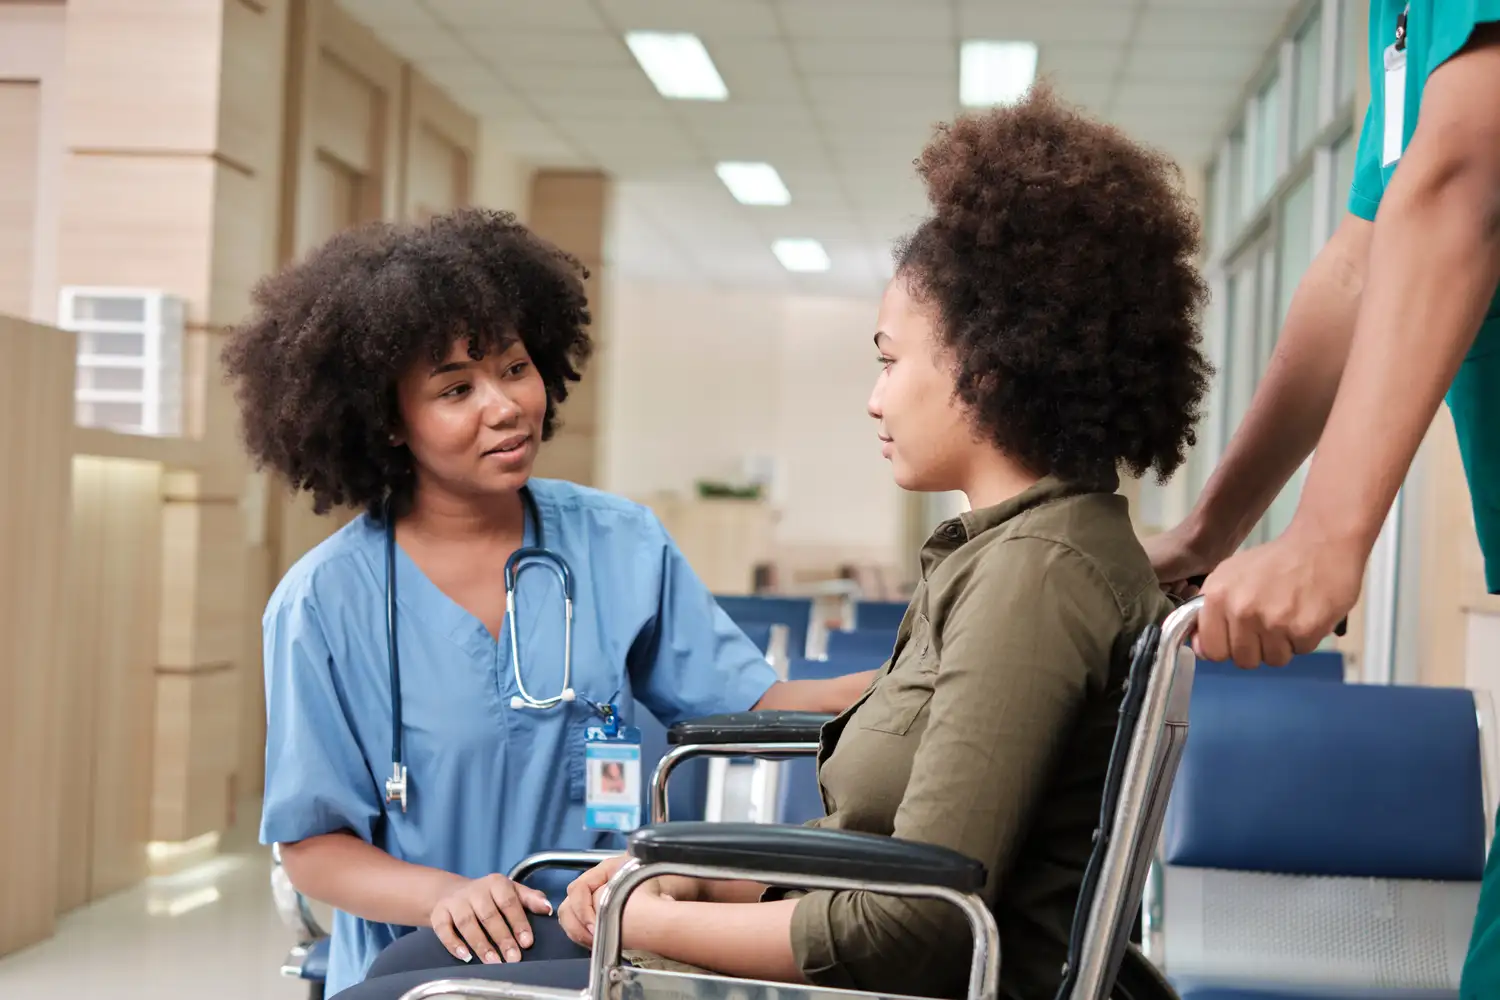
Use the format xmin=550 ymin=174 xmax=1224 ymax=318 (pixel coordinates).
xmin=583 ymin=701 xmax=643 ymax=833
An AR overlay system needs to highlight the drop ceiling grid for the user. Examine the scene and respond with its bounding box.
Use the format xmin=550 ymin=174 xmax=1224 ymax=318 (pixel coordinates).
xmin=338 ymin=0 xmax=1301 ymax=294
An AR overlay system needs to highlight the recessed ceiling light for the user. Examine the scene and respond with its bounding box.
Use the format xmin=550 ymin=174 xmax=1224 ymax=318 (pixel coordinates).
xmin=772 ymin=238 xmax=831 ymax=273
xmin=960 ymin=40 xmax=1038 ymax=108
xmin=715 ymin=162 xmax=791 ymax=206
xmin=625 ymin=31 xmax=728 ymax=101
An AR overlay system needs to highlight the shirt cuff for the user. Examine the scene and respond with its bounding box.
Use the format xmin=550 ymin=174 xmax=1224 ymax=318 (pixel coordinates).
xmin=1347 ymin=185 xmax=1381 ymax=222
xmin=787 ymin=889 xmax=855 ymax=989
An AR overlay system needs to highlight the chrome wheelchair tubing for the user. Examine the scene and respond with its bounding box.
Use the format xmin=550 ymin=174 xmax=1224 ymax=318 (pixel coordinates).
xmin=507 ymin=850 xmax=618 ymax=885
xmin=649 ymin=740 xmax=819 ymax=823
xmin=1068 ymin=597 xmax=1201 ymax=1000
xmin=590 ymin=857 xmax=1001 ymax=1000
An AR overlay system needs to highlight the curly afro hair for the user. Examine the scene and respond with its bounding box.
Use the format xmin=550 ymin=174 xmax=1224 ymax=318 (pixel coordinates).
xmin=222 ymin=208 xmax=593 ymax=517
xmin=897 ymin=83 xmax=1212 ymax=485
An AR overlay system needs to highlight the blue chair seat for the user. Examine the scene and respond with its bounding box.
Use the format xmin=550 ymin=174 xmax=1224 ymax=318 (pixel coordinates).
xmin=1194 ymin=649 xmax=1345 ymax=682
xmin=824 ymin=628 xmax=897 ymax=664
xmin=301 ymin=936 xmax=330 ymax=981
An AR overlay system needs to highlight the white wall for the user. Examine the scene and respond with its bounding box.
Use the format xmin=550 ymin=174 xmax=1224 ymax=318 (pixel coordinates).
xmin=598 ymin=276 xmax=904 ymax=567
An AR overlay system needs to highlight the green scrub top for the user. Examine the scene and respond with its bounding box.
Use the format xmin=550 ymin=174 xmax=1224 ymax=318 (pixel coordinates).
xmin=1349 ymin=0 xmax=1500 ymax=600
xmin=1351 ymin=7 xmax=1500 ymax=995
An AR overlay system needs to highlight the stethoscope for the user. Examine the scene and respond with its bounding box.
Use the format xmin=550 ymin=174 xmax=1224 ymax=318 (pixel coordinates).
xmin=382 ymin=485 xmax=577 ymax=812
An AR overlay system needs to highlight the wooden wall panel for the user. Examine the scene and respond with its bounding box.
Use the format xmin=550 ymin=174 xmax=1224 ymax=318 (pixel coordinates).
xmin=56 ymin=154 xmax=216 ymax=325
xmin=0 ymin=4 xmax=66 ymax=323
xmin=407 ymin=123 xmax=466 ymax=221
xmin=315 ymin=53 xmax=378 ymax=174
xmin=152 ymin=667 xmax=240 ymax=841
xmin=0 ymin=315 xmax=73 ymax=955
xmin=59 ymin=0 xmax=223 ymax=154
xmin=0 ymin=82 xmax=41 ymax=318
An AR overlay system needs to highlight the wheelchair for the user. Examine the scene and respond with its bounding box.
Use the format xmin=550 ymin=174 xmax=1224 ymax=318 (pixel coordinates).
xmin=365 ymin=598 xmax=1207 ymax=1000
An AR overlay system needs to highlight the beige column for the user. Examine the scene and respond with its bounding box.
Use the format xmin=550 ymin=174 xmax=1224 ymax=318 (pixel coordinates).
xmin=526 ymin=170 xmax=611 ymax=487
xmin=54 ymin=0 xmax=290 ymax=849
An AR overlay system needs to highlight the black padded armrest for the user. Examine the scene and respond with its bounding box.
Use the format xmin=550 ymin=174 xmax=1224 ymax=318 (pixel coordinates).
xmin=667 ymin=710 xmax=830 ymax=746
xmin=628 ymin=822 xmax=986 ymax=893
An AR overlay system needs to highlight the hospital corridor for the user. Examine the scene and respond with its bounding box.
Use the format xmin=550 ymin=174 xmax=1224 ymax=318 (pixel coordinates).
xmin=3 ymin=1 xmax=1500 ymax=999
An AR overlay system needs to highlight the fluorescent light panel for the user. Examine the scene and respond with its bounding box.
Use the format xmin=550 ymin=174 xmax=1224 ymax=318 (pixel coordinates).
xmin=960 ymin=40 xmax=1038 ymax=108
xmin=625 ymin=31 xmax=728 ymax=100
xmin=772 ymin=238 xmax=830 ymax=273
xmin=716 ymin=162 xmax=791 ymax=206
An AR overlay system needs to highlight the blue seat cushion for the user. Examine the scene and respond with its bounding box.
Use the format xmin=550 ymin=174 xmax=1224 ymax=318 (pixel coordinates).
xmin=301 ymin=935 xmax=330 ymax=981
xmin=715 ymin=596 xmax=813 ymax=660
xmin=1164 ymin=675 xmax=1485 ymax=880
xmin=823 ymin=629 xmax=898 ymax=664
xmin=1194 ymin=649 xmax=1344 ymax=682
xmin=853 ymin=600 xmax=908 ymax=631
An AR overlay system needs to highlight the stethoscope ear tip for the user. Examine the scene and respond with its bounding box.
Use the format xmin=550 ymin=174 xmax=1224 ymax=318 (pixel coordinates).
xmin=560 ymin=688 xmax=576 ymax=703
xmin=510 ymin=695 xmax=525 ymax=710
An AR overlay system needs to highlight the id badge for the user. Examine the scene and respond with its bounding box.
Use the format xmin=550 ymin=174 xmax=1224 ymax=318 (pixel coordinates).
xmin=1382 ymin=43 xmax=1407 ymax=167
xmin=584 ymin=719 xmax=642 ymax=833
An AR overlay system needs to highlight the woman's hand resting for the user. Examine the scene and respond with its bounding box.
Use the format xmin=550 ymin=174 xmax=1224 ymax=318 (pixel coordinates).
xmin=430 ymin=873 xmax=553 ymax=965
xmin=557 ymin=855 xmax=699 ymax=949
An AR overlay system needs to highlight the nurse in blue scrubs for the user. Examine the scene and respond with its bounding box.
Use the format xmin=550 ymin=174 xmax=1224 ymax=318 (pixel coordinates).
xmin=222 ymin=208 xmax=873 ymax=997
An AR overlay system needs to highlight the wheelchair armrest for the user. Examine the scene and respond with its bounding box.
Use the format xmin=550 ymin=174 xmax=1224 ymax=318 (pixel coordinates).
xmin=507 ymin=849 xmax=618 ymax=885
xmin=666 ymin=710 xmax=830 ymax=746
xmin=628 ymin=821 xmax=986 ymax=892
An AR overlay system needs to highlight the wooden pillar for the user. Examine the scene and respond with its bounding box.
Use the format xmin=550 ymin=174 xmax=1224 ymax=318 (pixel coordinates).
xmin=54 ymin=0 xmax=290 ymax=850
xmin=526 ymin=170 xmax=611 ymax=486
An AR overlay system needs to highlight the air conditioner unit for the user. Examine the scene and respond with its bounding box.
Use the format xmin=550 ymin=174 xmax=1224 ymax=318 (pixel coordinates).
xmin=57 ymin=286 xmax=184 ymax=437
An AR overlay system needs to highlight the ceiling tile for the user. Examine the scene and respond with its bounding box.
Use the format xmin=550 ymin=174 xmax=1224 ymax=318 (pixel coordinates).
xmin=380 ymin=26 xmax=472 ymax=63
xmin=1053 ymin=79 xmax=1116 ymax=113
xmin=1124 ymin=44 xmax=1265 ymax=83
xmin=513 ymin=64 xmax=659 ymax=99
xmin=426 ymin=0 xmax=608 ymax=31
xmin=1135 ymin=6 xmax=1288 ymax=47
xmin=594 ymin=0 xmax=782 ymax=38
xmin=776 ymin=0 xmax=956 ymax=41
xmin=709 ymin=40 xmax=805 ymax=102
xmin=528 ymin=92 xmax=674 ymax=121
xmin=465 ymin=30 xmax=633 ymax=69
xmin=1037 ymin=43 xmax=1128 ymax=82
xmin=1113 ymin=80 xmax=1245 ymax=112
xmin=790 ymin=40 xmax=956 ymax=78
xmin=805 ymin=74 xmax=956 ymax=115
xmin=957 ymin=2 xmax=1138 ymax=45
xmin=566 ymin=119 xmax=702 ymax=169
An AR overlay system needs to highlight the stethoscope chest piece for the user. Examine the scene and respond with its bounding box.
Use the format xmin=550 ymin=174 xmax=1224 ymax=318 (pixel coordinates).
xmin=385 ymin=762 xmax=408 ymax=812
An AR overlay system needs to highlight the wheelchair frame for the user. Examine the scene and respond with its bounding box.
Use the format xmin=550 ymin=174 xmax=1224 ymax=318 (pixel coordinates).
xmin=384 ymin=597 xmax=1204 ymax=1000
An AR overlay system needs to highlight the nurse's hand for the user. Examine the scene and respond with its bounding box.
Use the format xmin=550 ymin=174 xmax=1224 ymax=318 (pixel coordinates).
xmin=430 ymin=873 xmax=553 ymax=965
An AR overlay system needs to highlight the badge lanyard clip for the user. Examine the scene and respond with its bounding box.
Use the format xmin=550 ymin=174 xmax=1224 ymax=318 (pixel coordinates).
xmin=583 ymin=695 xmax=643 ymax=833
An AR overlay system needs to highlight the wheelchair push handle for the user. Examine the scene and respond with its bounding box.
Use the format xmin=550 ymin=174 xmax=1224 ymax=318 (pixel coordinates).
xmin=1183 ymin=574 xmax=1348 ymax=638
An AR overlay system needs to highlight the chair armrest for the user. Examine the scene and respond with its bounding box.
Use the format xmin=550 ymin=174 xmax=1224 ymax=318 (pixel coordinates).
xmin=628 ymin=821 xmax=986 ymax=892
xmin=666 ymin=710 xmax=830 ymax=746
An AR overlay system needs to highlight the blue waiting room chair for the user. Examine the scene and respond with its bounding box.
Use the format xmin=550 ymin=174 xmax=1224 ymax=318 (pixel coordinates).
xmin=1147 ymin=673 xmax=1496 ymax=999
xmin=1193 ymin=649 xmax=1345 ymax=682
xmin=714 ymin=594 xmax=814 ymax=660
xmin=853 ymin=598 xmax=907 ymax=632
xmin=823 ymin=627 xmax=898 ymax=665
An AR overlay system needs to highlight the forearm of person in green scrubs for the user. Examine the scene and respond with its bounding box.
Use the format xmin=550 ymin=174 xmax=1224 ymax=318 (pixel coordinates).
xmin=1150 ymin=24 xmax=1500 ymax=667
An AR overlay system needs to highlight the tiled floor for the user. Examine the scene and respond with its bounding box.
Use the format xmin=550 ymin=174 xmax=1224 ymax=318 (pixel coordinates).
xmin=0 ymin=821 xmax=311 ymax=1000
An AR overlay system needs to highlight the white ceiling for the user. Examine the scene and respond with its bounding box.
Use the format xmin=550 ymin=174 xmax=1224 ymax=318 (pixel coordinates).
xmin=340 ymin=0 xmax=1300 ymax=297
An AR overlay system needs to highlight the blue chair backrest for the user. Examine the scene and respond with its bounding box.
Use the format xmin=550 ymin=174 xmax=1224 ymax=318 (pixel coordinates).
xmin=854 ymin=600 xmax=908 ymax=632
xmin=1193 ymin=649 xmax=1345 ymax=682
xmin=775 ymin=655 xmax=874 ymax=825
xmin=633 ymin=700 xmax=707 ymax=825
xmin=738 ymin=622 xmax=774 ymax=655
xmin=824 ymin=628 xmax=898 ymax=665
xmin=715 ymin=595 xmax=814 ymax=660
xmin=1164 ymin=674 xmax=1486 ymax=881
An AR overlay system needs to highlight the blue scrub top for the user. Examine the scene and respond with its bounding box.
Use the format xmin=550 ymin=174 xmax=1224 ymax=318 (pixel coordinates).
xmin=258 ymin=477 xmax=778 ymax=994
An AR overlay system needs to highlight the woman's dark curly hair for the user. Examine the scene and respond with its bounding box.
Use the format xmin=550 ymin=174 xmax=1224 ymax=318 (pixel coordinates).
xmin=222 ymin=207 xmax=592 ymax=516
xmin=897 ymin=83 xmax=1212 ymax=484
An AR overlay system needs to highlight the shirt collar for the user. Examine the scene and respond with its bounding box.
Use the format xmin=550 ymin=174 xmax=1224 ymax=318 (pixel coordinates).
xmin=925 ymin=472 xmax=1121 ymax=552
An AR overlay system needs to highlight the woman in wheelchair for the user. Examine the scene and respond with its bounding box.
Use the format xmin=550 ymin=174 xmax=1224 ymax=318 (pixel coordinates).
xmin=344 ymin=84 xmax=1210 ymax=1000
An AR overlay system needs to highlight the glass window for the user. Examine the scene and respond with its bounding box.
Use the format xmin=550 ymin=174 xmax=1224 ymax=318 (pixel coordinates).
xmin=1277 ymin=172 xmax=1316 ymax=325
xmin=1254 ymin=74 xmax=1281 ymax=201
xmin=1330 ymin=128 xmax=1357 ymax=231
xmin=1293 ymin=12 xmax=1322 ymax=153
xmin=1223 ymin=258 xmax=1260 ymax=445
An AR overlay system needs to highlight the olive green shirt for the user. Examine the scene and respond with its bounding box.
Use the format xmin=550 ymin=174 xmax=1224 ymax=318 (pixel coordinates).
xmin=773 ymin=476 xmax=1171 ymax=1000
